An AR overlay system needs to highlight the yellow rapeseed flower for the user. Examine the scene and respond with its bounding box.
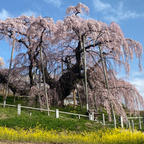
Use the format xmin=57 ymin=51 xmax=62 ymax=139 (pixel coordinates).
xmin=0 ymin=127 xmax=143 ymax=143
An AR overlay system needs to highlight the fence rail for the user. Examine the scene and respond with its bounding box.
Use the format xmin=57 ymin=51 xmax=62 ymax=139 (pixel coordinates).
xmin=1 ymin=102 xmax=144 ymax=130
xmin=0 ymin=103 xmax=90 ymax=119
xmin=21 ymin=105 xmax=55 ymax=112
xmin=0 ymin=103 xmax=16 ymax=107
xmin=59 ymin=110 xmax=89 ymax=118
xmin=128 ymin=117 xmax=143 ymax=119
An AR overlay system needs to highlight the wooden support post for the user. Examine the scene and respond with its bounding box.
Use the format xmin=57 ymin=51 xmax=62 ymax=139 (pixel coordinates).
xmin=73 ymin=89 xmax=76 ymax=107
xmin=120 ymin=116 xmax=124 ymax=128
xmin=76 ymin=84 xmax=82 ymax=109
xmin=102 ymin=113 xmax=105 ymax=125
xmin=17 ymin=104 xmax=21 ymax=115
xmin=92 ymin=112 xmax=94 ymax=120
xmin=3 ymin=100 xmax=6 ymax=108
xmin=56 ymin=109 xmax=59 ymax=118
xmin=139 ymin=118 xmax=142 ymax=130
xmin=78 ymin=115 xmax=80 ymax=120
xmin=113 ymin=112 xmax=116 ymax=128
xmin=40 ymin=46 xmax=50 ymax=116
xmin=132 ymin=120 xmax=134 ymax=132
xmin=3 ymin=87 xmax=5 ymax=96
xmin=128 ymin=120 xmax=131 ymax=129
xmin=4 ymin=38 xmax=15 ymax=104
xmin=125 ymin=121 xmax=128 ymax=128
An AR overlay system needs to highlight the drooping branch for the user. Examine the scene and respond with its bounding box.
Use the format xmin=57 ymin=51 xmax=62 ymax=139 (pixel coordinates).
xmin=0 ymin=3 xmax=143 ymax=119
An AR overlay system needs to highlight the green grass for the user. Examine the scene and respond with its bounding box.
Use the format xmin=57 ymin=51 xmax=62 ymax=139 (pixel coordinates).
xmin=0 ymin=95 xmax=143 ymax=132
xmin=0 ymin=95 xmax=105 ymax=132
xmin=0 ymin=106 xmax=104 ymax=132
xmin=0 ymin=95 xmax=144 ymax=143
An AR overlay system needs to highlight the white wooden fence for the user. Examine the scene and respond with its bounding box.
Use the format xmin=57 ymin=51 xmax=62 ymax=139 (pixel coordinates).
xmin=0 ymin=103 xmax=143 ymax=130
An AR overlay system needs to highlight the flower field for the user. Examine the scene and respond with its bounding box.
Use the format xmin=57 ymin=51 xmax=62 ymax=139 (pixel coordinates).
xmin=0 ymin=127 xmax=143 ymax=144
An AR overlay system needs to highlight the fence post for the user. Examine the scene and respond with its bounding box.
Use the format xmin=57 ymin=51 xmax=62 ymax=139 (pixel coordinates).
xmin=89 ymin=113 xmax=93 ymax=121
xmin=29 ymin=112 xmax=32 ymax=117
xmin=56 ymin=109 xmax=59 ymax=118
xmin=132 ymin=120 xmax=134 ymax=132
xmin=120 ymin=116 xmax=124 ymax=128
xmin=139 ymin=118 xmax=142 ymax=130
xmin=78 ymin=114 xmax=80 ymax=120
xmin=17 ymin=104 xmax=21 ymax=115
xmin=102 ymin=113 xmax=105 ymax=125
xmin=3 ymin=100 xmax=6 ymax=108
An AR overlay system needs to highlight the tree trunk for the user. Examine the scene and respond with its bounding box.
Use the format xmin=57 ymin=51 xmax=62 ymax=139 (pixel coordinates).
xmin=29 ymin=57 xmax=34 ymax=87
xmin=81 ymin=36 xmax=89 ymax=111
xmin=38 ymin=69 xmax=43 ymax=108
xmin=40 ymin=46 xmax=50 ymax=115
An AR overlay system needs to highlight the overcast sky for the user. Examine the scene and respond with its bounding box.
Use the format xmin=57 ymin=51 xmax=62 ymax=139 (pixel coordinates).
xmin=0 ymin=0 xmax=144 ymax=96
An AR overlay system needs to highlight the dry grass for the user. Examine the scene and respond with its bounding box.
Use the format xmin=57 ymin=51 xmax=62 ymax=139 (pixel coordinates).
xmin=0 ymin=114 xmax=9 ymax=120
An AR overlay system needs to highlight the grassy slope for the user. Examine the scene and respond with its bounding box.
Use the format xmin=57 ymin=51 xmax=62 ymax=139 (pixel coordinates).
xmin=0 ymin=94 xmax=108 ymax=132
xmin=0 ymin=106 xmax=105 ymax=132
xmin=0 ymin=95 xmax=142 ymax=131
xmin=0 ymin=96 xmax=143 ymax=143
